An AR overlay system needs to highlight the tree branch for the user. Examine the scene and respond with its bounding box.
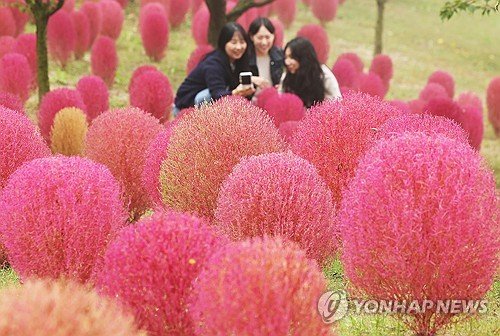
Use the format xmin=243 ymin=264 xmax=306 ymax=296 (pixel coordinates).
xmin=226 ymin=0 xmax=275 ymax=22
xmin=48 ymin=0 xmax=65 ymax=16
xmin=440 ymin=0 xmax=499 ymax=20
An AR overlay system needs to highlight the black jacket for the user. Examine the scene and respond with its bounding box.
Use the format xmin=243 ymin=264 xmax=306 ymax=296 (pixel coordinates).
xmin=175 ymin=50 xmax=243 ymax=109
xmin=248 ymin=46 xmax=284 ymax=86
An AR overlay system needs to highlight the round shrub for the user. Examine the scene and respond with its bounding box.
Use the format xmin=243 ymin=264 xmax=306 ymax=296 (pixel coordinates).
xmin=99 ymin=0 xmax=124 ymax=40
xmin=91 ymin=35 xmax=118 ymax=87
xmin=62 ymin=0 xmax=75 ymax=12
xmin=427 ymin=70 xmax=455 ymax=98
xmin=215 ymin=152 xmax=338 ymax=264
xmin=332 ymin=58 xmax=358 ymax=89
xmin=263 ymin=92 xmax=305 ymax=127
xmin=270 ymin=18 xmax=284 ymax=48
xmin=296 ymin=24 xmax=329 ymax=64
xmin=369 ymin=54 xmax=393 ymax=88
xmin=129 ymin=67 xmax=174 ymax=121
xmin=76 ymin=75 xmax=109 ymax=122
xmin=0 ymin=36 xmax=15 ymax=59
xmin=160 ymin=96 xmax=287 ymax=219
xmin=140 ymin=3 xmax=169 ymax=62
xmin=311 ymin=0 xmax=338 ymax=23
xmin=50 ymin=107 xmax=88 ymax=156
xmin=457 ymin=91 xmax=483 ymax=111
xmin=85 ymin=107 xmax=163 ymax=219
xmin=357 ymin=72 xmax=386 ymax=98
xmin=169 ymin=0 xmax=190 ymax=27
xmin=0 ymin=91 xmax=24 ymax=113
xmin=98 ymin=211 xmax=227 ymax=336
xmin=278 ymin=120 xmax=299 ymax=142
xmin=186 ymin=44 xmax=213 ymax=74
xmin=47 ymin=10 xmax=76 ymax=67
xmin=38 ymin=88 xmax=86 ymax=142
xmin=128 ymin=64 xmax=158 ymax=91
xmin=191 ymin=5 xmax=209 ymax=45
xmin=339 ymin=132 xmax=499 ymax=336
xmin=0 ymin=156 xmax=127 ymax=283
xmin=388 ymin=99 xmax=411 ymax=114
xmin=255 ymin=86 xmax=278 ymax=109
xmin=142 ymin=128 xmax=172 ymax=206
xmin=0 ymin=279 xmax=144 ymax=335
xmin=80 ymin=1 xmax=103 ymax=47
xmin=14 ymin=33 xmax=37 ymax=86
xmin=337 ymin=52 xmax=364 ymax=73
xmin=408 ymin=98 xmax=425 ymax=114
xmin=423 ymin=96 xmax=462 ymax=122
xmin=7 ymin=0 xmax=29 ymax=36
xmin=459 ymin=104 xmax=484 ymax=151
xmin=0 ymin=7 xmax=16 ymax=37
xmin=272 ymin=0 xmax=296 ymax=27
xmin=189 ymin=237 xmax=333 ymax=336
xmin=419 ymin=82 xmax=448 ymax=103
xmin=487 ymin=76 xmax=500 ymax=136
xmin=0 ymin=52 xmax=32 ymax=102
xmin=290 ymin=91 xmax=403 ymax=204
xmin=71 ymin=10 xmax=91 ymax=60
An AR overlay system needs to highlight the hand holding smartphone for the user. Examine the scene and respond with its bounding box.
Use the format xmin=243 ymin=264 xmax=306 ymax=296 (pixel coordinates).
xmin=239 ymin=72 xmax=253 ymax=89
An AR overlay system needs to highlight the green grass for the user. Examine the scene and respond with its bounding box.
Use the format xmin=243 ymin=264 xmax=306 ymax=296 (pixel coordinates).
xmin=6 ymin=0 xmax=499 ymax=334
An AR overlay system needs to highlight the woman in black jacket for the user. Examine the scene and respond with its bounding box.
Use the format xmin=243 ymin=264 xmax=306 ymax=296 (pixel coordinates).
xmin=174 ymin=22 xmax=255 ymax=113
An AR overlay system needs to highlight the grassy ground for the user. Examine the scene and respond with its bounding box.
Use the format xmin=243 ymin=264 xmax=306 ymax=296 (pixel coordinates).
xmin=6 ymin=0 xmax=500 ymax=335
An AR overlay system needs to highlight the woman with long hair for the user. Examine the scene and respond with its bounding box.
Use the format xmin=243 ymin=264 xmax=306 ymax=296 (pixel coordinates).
xmin=280 ymin=37 xmax=341 ymax=108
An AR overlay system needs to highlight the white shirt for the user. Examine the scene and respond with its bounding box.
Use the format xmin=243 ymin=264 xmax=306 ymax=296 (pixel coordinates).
xmin=256 ymin=54 xmax=272 ymax=84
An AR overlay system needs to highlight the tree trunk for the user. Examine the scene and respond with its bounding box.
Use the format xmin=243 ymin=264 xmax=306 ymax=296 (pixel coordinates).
xmin=206 ymin=0 xmax=227 ymax=47
xmin=34 ymin=12 xmax=50 ymax=102
xmin=374 ymin=0 xmax=387 ymax=56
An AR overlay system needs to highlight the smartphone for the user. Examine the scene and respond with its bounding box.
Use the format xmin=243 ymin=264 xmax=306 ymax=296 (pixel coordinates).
xmin=239 ymin=72 xmax=253 ymax=89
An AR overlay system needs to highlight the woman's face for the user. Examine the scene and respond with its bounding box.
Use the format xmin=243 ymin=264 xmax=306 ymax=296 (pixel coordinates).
xmin=250 ymin=25 xmax=275 ymax=56
xmin=284 ymin=47 xmax=300 ymax=74
xmin=225 ymin=31 xmax=247 ymax=62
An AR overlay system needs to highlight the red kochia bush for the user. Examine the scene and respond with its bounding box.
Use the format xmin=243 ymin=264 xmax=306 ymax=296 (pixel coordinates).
xmin=38 ymin=88 xmax=86 ymax=142
xmin=332 ymin=58 xmax=358 ymax=89
xmin=272 ymin=0 xmax=296 ymax=27
xmin=388 ymin=100 xmax=411 ymax=114
xmin=428 ymin=70 xmax=455 ymax=98
xmin=0 ymin=156 xmax=127 ymax=283
xmin=128 ymin=64 xmax=157 ymax=91
xmin=85 ymin=107 xmax=163 ymax=219
xmin=186 ymin=44 xmax=213 ymax=74
xmin=457 ymin=91 xmax=483 ymax=111
xmin=263 ymin=92 xmax=305 ymax=126
xmin=76 ymin=75 xmax=109 ymax=122
xmin=0 ymin=36 xmax=15 ymax=59
xmin=369 ymin=54 xmax=393 ymax=89
xmin=423 ymin=96 xmax=462 ymax=122
xmin=14 ymin=33 xmax=37 ymax=86
xmin=290 ymin=92 xmax=403 ymax=205
xmin=98 ymin=211 xmax=227 ymax=336
xmin=0 ymin=279 xmax=143 ymax=335
xmin=419 ymin=82 xmax=448 ymax=103
xmin=80 ymin=1 xmax=103 ymax=47
xmin=99 ymin=0 xmax=124 ymax=40
xmin=4 ymin=0 xmax=29 ymax=36
xmin=191 ymin=5 xmax=209 ymax=45
xmin=169 ymin=0 xmax=190 ymax=27
xmin=0 ymin=7 xmax=16 ymax=37
xmin=0 ymin=91 xmax=24 ymax=113
xmin=311 ymin=0 xmax=338 ymax=23
xmin=278 ymin=120 xmax=299 ymax=142
xmin=71 ymin=10 xmax=90 ymax=60
xmin=337 ymin=52 xmax=364 ymax=73
xmin=408 ymin=99 xmax=425 ymax=114
xmin=270 ymin=18 xmax=284 ymax=48
xmin=215 ymin=152 xmax=338 ymax=264
xmin=296 ymin=24 xmax=330 ymax=64
xmin=487 ymin=76 xmax=500 ymax=136
xmin=189 ymin=237 xmax=333 ymax=336
xmin=91 ymin=36 xmax=118 ymax=87
xmin=459 ymin=104 xmax=484 ymax=150
xmin=339 ymin=132 xmax=499 ymax=336
xmin=255 ymin=86 xmax=278 ymax=109
xmin=357 ymin=72 xmax=386 ymax=98
xmin=140 ymin=3 xmax=169 ymax=62
xmin=130 ymin=70 xmax=174 ymax=121
xmin=0 ymin=52 xmax=32 ymax=102
xmin=47 ymin=10 xmax=76 ymax=67
xmin=160 ymin=97 xmax=287 ymax=219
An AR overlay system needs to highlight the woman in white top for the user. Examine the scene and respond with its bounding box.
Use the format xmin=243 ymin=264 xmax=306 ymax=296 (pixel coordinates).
xmin=280 ymin=37 xmax=341 ymax=107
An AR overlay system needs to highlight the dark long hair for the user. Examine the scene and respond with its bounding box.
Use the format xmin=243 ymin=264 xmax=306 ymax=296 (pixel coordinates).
xmin=248 ymin=17 xmax=275 ymax=37
xmin=282 ymin=37 xmax=325 ymax=108
xmin=217 ymin=22 xmax=251 ymax=75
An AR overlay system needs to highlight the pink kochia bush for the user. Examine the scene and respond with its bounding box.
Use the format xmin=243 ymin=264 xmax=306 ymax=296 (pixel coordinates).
xmin=140 ymin=3 xmax=169 ymax=62
xmin=332 ymin=58 xmax=358 ymax=89
xmin=85 ymin=107 xmax=163 ymax=219
xmin=423 ymin=97 xmax=462 ymax=122
xmin=76 ymin=75 xmax=109 ymax=122
xmin=98 ymin=211 xmax=227 ymax=336
xmin=37 ymin=88 xmax=86 ymax=142
xmin=296 ymin=24 xmax=329 ymax=64
xmin=160 ymin=96 xmax=287 ymax=219
xmin=0 ymin=53 xmax=32 ymax=102
xmin=0 ymin=279 xmax=143 ymax=335
xmin=270 ymin=18 xmax=284 ymax=47
xmin=278 ymin=120 xmax=299 ymax=142
xmin=191 ymin=5 xmax=209 ymax=45
xmin=169 ymin=0 xmax=190 ymax=27
xmin=215 ymin=152 xmax=338 ymax=264
xmin=0 ymin=156 xmax=127 ymax=283
xmin=47 ymin=10 xmax=76 ymax=67
xmin=91 ymin=36 xmax=118 ymax=87
xmin=311 ymin=0 xmax=338 ymax=23
xmin=0 ymin=7 xmax=16 ymax=37
xmin=427 ymin=70 xmax=455 ymax=98
xmin=263 ymin=92 xmax=305 ymax=126
xmin=129 ymin=68 xmax=174 ymax=121
xmin=99 ymin=0 xmax=124 ymax=40
xmin=487 ymin=76 xmax=500 ymax=136
xmin=0 ymin=91 xmax=24 ymax=113
xmin=189 ymin=237 xmax=334 ymax=336
xmin=357 ymin=72 xmax=386 ymax=98
xmin=291 ymin=92 xmax=403 ymax=204
xmin=80 ymin=1 xmax=103 ymax=47
xmin=272 ymin=0 xmax=296 ymax=27
xmin=459 ymin=104 xmax=484 ymax=150
xmin=14 ymin=33 xmax=37 ymax=86
xmin=71 ymin=10 xmax=91 ymax=60
xmin=129 ymin=64 xmax=158 ymax=91
xmin=255 ymin=86 xmax=278 ymax=109
xmin=419 ymin=82 xmax=448 ymax=103
xmin=336 ymin=52 xmax=364 ymax=73
xmin=186 ymin=44 xmax=213 ymax=74
xmin=0 ymin=36 xmax=15 ymax=59
xmin=369 ymin=54 xmax=393 ymax=91
xmin=339 ymin=132 xmax=499 ymax=336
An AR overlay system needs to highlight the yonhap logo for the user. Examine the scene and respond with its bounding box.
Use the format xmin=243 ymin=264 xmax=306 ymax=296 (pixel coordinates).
xmin=317 ymin=290 xmax=349 ymax=323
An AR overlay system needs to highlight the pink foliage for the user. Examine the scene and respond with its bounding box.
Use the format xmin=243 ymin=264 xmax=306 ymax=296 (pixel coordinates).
xmin=0 ymin=156 xmax=127 ymax=283
xmin=128 ymin=64 xmax=157 ymax=91
xmin=99 ymin=0 xmax=124 ymax=40
xmin=0 ymin=7 xmax=16 ymax=37
xmin=0 ymin=91 xmax=24 ymax=113
xmin=272 ymin=0 xmax=296 ymax=27
xmin=186 ymin=44 xmax=213 ymax=74
xmin=388 ymin=99 xmax=411 ymax=114
xmin=38 ymin=88 xmax=86 ymax=142
xmin=237 ymin=7 xmax=259 ymax=30
xmin=423 ymin=96 xmax=462 ymax=122
xmin=255 ymin=86 xmax=279 ymax=109
xmin=85 ymin=107 xmax=163 ymax=218
xmin=263 ymin=92 xmax=305 ymax=126
xmin=47 ymin=10 xmax=76 ymax=67
xmin=337 ymin=52 xmax=364 ymax=73
xmin=160 ymin=96 xmax=287 ymax=219
xmin=0 ymin=36 xmax=15 ymax=59
xmin=61 ymin=0 xmax=75 ymax=12
xmin=278 ymin=120 xmax=299 ymax=142
xmin=428 ymin=70 xmax=455 ymax=98
xmin=0 ymin=52 xmax=32 ymax=102
xmin=191 ymin=5 xmax=209 ymax=45
xmin=457 ymin=91 xmax=483 ymax=111
xmin=14 ymin=33 xmax=37 ymax=86
xmin=332 ymin=58 xmax=358 ymax=89
xmin=189 ymin=237 xmax=333 ymax=336
xmin=357 ymin=72 xmax=386 ymax=98
xmin=290 ymin=91 xmax=404 ymax=204
xmin=408 ymin=99 xmax=425 ymax=114
xmin=215 ymin=152 xmax=338 ymax=264
xmin=419 ymin=82 xmax=448 ymax=103
xmin=270 ymin=18 xmax=284 ymax=48
xmin=169 ymin=0 xmax=190 ymax=27
xmin=311 ymin=0 xmax=338 ymax=23
xmin=76 ymin=75 xmax=109 ymax=122
xmin=129 ymin=69 xmax=174 ymax=121
xmin=91 ymin=36 xmax=118 ymax=87
xmin=141 ymin=0 xmax=170 ymax=16
xmin=140 ymin=3 xmax=169 ymax=62
xmin=296 ymin=24 xmax=330 ymax=64
xmin=98 ymin=210 xmax=227 ymax=335
xmin=487 ymin=76 xmax=500 ymax=136
xmin=369 ymin=54 xmax=393 ymax=88
xmin=339 ymin=132 xmax=499 ymax=335
xmin=71 ymin=11 xmax=90 ymax=60
xmin=80 ymin=1 xmax=103 ymax=47
xmin=459 ymin=105 xmax=483 ymax=150
xmin=4 ymin=0 xmax=29 ymax=36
